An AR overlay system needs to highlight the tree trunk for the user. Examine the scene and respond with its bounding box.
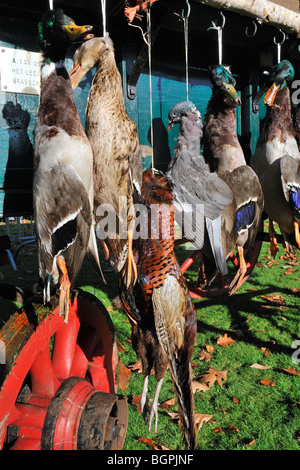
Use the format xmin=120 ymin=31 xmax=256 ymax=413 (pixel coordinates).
xmin=195 ymin=0 xmax=300 ymax=36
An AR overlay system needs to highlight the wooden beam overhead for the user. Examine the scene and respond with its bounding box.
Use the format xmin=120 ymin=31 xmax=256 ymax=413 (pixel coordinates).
xmin=194 ymin=0 xmax=300 ymax=36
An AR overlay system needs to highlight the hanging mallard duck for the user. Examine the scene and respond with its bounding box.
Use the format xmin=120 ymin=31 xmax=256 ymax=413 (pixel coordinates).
xmin=251 ymin=59 xmax=300 ymax=257
xmin=203 ymin=64 xmax=264 ymax=293
xmin=34 ymin=9 xmax=103 ymax=323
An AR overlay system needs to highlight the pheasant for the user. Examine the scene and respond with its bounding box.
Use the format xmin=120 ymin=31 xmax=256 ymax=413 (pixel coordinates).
xmin=118 ymin=168 xmax=197 ymax=450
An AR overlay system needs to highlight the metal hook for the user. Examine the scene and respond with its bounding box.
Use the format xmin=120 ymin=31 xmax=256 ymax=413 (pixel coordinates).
xmin=207 ymin=10 xmax=225 ymax=32
xmin=274 ymin=28 xmax=286 ymax=46
xmin=245 ymin=20 xmax=257 ymax=38
xmin=174 ymin=0 xmax=191 ymax=21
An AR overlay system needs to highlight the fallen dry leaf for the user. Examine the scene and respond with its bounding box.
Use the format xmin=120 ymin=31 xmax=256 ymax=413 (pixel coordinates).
xmin=283 ymin=367 xmax=300 ymax=377
xmin=160 ymin=398 xmax=175 ymax=409
xmin=200 ymin=367 xmax=228 ymax=388
xmin=260 ymin=378 xmax=275 ymax=386
xmin=217 ymin=333 xmax=236 ymax=347
xmin=212 ymin=426 xmax=223 ymax=434
xmin=227 ymin=425 xmax=239 ymax=433
xmin=116 ymin=339 xmax=126 ymax=353
xmin=192 ymin=381 xmax=210 ymax=393
xmin=195 ymin=413 xmax=213 ymax=429
xmin=232 ymin=396 xmax=239 ymax=405
xmin=206 ymin=344 xmax=214 ymax=353
xmin=199 ymin=350 xmax=212 ymax=362
xmin=250 ymin=363 xmax=269 ymax=370
xmin=138 ymin=437 xmax=169 ymax=450
xmin=118 ymin=361 xmax=131 ymax=391
xmin=245 ymin=439 xmax=256 ymax=448
xmin=260 ymin=294 xmax=286 ymax=306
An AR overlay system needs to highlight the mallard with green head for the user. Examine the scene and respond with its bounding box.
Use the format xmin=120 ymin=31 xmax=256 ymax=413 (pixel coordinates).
xmin=251 ymin=59 xmax=300 ymax=257
xmin=203 ymin=65 xmax=264 ymax=293
xmin=34 ymin=9 xmax=103 ymax=323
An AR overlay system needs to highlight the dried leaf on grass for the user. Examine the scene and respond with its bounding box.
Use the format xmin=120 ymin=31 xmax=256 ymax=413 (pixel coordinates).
xmin=212 ymin=425 xmax=239 ymax=434
xmin=245 ymin=439 xmax=256 ymax=448
xmin=217 ymin=333 xmax=235 ymax=347
xmin=195 ymin=413 xmax=213 ymax=429
xmin=119 ymin=360 xmax=131 ymax=391
xmin=160 ymin=398 xmax=175 ymax=409
xmin=283 ymin=367 xmax=300 ymax=377
xmin=138 ymin=437 xmax=169 ymax=450
xmin=200 ymin=367 xmax=228 ymax=388
xmin=198 ymin=350 xmax=212 ymax=362
xmin=260 ymin=294 xmax=286 ymax=305
xmin=260 ymin=378 xmax=275 ymax=386
xmin=192 ymin=381 xmax=210 ymax=393
xmin=250 ymin=363 xmax=269 ymax=370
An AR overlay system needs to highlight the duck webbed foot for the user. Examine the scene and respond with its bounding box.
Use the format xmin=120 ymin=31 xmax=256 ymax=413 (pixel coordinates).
xmin=123 ymin=229 xmax=137 ymax=287
xmin=57 ymin=256 xmax=71 ymax=324
xmin=229 ymin=245 xmax=247 ymax=295
xmin=268 ymin=219 xmax=279 ymax=258
xmin=293 ymin=221 xmax=300 ymax=250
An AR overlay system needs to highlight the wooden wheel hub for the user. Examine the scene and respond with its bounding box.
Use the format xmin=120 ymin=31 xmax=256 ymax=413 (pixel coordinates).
xmin=41 ymin=377 xmax=127 ymax=450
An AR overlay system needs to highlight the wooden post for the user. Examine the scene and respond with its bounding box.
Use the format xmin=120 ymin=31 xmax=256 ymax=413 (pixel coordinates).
xmin=195 ymin=0 xmax=300 ymax=36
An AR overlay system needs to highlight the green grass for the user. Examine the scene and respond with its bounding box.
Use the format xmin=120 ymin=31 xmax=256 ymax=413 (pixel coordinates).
xmin=0 ymin=221 xmax=300 ymax=450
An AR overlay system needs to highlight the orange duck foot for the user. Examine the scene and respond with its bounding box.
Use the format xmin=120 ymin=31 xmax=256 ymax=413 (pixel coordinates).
xmin=268 ymin=220 xmax=279 ymax=258
xmin=57 ymin=256 xmax=71 ymax=324
xmin=122 ymin=229 xmax=138 ymax=287
xmin=294 ymin=221 xmax=300 ymax=250
xmin=228 ymin=246 xmax=247 ymax=295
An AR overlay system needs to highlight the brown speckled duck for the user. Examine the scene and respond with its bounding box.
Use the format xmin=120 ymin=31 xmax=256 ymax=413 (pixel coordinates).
xmin=34 ymin=9 xmax=102 ymax=322
xmin=203 ymin=65 xmax=264 ymax=293
xmin=251 ymin=60 xmax=300 ymax=257
xmin=70 ymin=36 xmax=142 ymax=286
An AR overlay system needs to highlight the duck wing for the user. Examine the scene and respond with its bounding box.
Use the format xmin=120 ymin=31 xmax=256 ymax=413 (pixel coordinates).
xmin=280 ymin=154 xmax=300 ymax=219
xmin=34 ymin=163 xmax=92 ymax=286
xmin=167 ymin=150 xmax=232 ymax=272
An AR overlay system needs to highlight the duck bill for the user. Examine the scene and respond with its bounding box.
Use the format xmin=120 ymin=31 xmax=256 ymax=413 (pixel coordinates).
xmin=223 ymin=83 xmax=241 ymax=106
xmin=62 ymin=23 xmax=93 ymax=42
xmin=69 ymin=64 xmax=88 ymax=90
xmin=168 ymin=121 xmax=174 ymax=130
xmin=264 ymin=83 xmax=280 ymax=107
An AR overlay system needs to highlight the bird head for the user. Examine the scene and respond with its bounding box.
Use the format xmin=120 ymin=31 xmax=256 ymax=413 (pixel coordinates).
xmin=263 ymin=60 xmax=295 ymax=107
xmin=38 ymin=9 xmax=93 ymax=62
xmin=253 ymin=60 xmax=295 ymax=113
xmin=208 ymin=65 xmax=241 ymax=106
xmin=168 ymin=101 xmax=201 ymax=130
xmin=69 ymin=36 xmax=114 ymax=89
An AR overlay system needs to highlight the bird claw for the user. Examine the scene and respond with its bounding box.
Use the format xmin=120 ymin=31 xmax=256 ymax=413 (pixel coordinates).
xmin=148 ymin=403 xmax=158 ymax=434
xmin=228 ymin=268 xmax=245 ymax=295
xmin=270 ymin=236 xmax=279 ymax=258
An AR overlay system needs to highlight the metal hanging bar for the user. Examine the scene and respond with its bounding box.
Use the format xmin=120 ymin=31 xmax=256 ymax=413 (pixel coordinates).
xmin=207 ymin=10 xmax=226 ymax=65
xmin=274 ymin=29 xmax=286 ymax=63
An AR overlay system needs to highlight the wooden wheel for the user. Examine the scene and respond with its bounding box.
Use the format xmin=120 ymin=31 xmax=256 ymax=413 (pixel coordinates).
xmin=0 ymin=289 xmax=128 ymax=450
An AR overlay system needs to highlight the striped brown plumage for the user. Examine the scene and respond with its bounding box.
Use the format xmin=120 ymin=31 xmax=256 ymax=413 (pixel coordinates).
xmin=119 ymin=169 xmax=197 ymax=450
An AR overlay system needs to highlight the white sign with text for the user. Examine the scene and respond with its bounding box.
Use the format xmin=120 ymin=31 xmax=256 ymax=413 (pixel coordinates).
xmin=0 ymin=47 xmax=42 ymax=95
